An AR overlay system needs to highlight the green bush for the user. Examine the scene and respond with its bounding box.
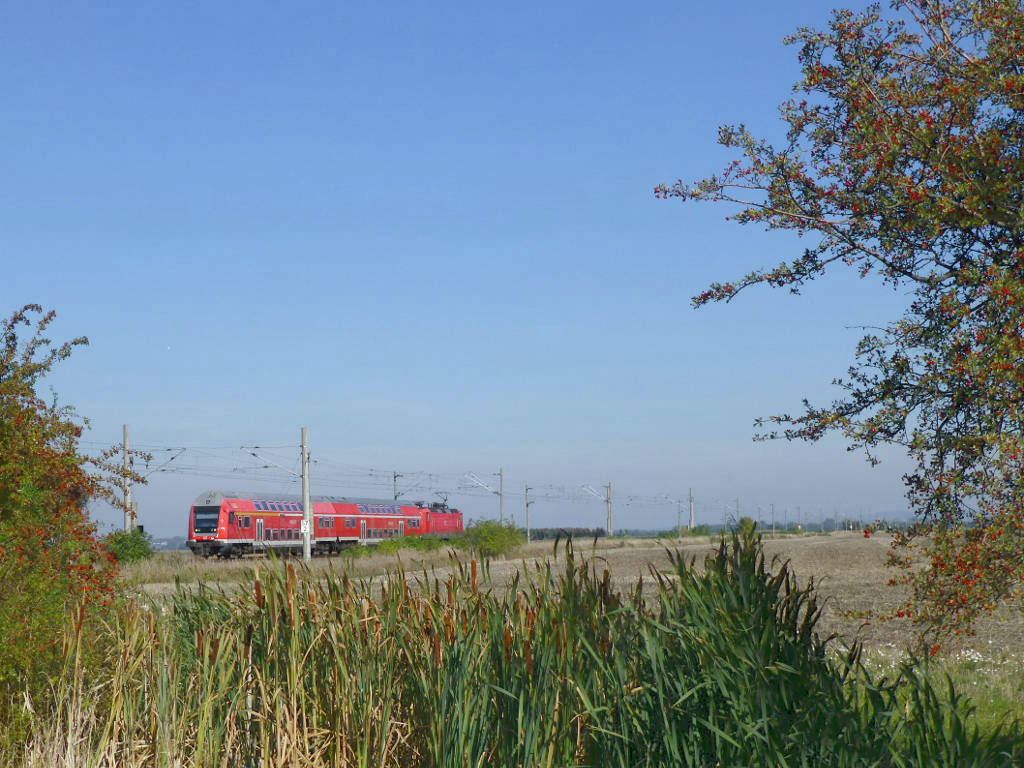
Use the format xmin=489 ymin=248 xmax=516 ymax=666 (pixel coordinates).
xmin=461 ymin=519 xmax=524 ymax=558
xmin=737 ymin=515 xmax=756 ymax=537
xmin=0 ymin=305 xmax=142 ymax=756
xmin=102 ymin=527 xmax=155 ymax=564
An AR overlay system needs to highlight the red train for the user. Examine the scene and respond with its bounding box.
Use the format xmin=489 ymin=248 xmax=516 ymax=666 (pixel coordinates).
xmin=187 ymin=490 xmax=464 ymax=557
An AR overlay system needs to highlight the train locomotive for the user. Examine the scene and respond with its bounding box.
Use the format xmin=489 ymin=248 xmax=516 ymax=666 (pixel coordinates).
xmin=187 ymin=490 xmax=464 ymax=557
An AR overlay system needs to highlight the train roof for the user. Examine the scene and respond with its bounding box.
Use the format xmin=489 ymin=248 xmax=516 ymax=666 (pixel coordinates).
xmin=192 ymin=490 xmax=444 ymax=509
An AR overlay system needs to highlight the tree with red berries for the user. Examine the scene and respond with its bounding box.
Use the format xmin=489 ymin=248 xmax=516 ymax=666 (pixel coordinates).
xmin=0 ymin=305 xmax=144 ymax=725
xmin=658 ymin=0 xmax=1024 ymax=637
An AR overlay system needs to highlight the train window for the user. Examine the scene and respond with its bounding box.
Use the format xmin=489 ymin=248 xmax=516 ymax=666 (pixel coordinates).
xmin=192 ymin=506 xmax=220 ymax=534
xmin=228 ymin=512 xmax=235 ymax=525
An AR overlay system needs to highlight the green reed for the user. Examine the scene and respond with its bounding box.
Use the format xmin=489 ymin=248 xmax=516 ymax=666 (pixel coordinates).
xmin=8 ymin=532 xmax=1022 ymax=767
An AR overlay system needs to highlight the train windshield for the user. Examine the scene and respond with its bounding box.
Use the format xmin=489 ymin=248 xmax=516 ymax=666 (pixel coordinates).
xmin=192 ymin=505 xmax=221 ymax=533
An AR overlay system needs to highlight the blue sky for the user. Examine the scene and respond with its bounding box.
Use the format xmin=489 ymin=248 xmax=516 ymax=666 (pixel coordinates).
xmin=3 ymin=0 xmax=914 ymax=537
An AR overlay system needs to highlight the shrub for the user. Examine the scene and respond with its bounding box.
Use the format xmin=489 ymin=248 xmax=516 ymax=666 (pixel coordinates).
xmin=102 ymin=527 xmax=155 ymax=564
xmin=461 ymin=519 xmax=524 ymax=558
xmin=737 ymin=515 xmax=756 ymax=537
xmin=0 ymin=305 xmax=144 ymax=752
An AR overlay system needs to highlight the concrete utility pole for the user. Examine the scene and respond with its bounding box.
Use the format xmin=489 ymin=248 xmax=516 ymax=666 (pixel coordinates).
xmin=605 ymin=482 xmax=612 ymax=536
xmin=676 ymin=500 xmax=683 ymax=538
xmin=771 ymin=503 xmax=775 ymax=537
xmin=499 ymin=467 xmax=504 ymax=524
xmin=689 ymin=487 xmax=694 ymax=531
xmin=393 ymin=471 xmax=403 ymax=501
xmin=122 ymin=424 xmax=135 ymax=531
xmin=525 ymin=484 xmax=534 ymax=543
xmin=301 ymin=427 xmax=312 ymax=562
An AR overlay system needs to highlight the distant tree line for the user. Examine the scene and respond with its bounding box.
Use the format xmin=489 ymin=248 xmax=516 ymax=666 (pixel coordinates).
xmin=518 ymin=527 xmax=607 ymax=542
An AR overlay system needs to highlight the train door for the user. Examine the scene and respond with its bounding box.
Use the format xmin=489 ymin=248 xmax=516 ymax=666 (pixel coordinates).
xmin=398 ymin=520 xmax=405 ymax=537
xmin=360 ymin=520 xmax=366 ymax=539
xmin=257 ymin=518 xmax=264 ymax=543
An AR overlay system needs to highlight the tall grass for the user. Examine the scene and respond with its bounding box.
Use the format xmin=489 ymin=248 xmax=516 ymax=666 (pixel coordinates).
xmin=9 ymin=532 xmax=1022 ymax=767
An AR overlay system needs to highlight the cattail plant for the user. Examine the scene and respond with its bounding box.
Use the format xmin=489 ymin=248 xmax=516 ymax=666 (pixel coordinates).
xmin=6 ymin=534 xmax=1022 ymax=767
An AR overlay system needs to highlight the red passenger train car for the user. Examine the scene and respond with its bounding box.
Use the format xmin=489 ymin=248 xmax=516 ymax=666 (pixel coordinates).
xmin=187 ymin=490 xmax=464 ymax=557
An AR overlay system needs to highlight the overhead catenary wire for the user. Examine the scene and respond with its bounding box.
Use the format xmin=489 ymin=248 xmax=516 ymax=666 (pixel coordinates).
xmin=87 ymin=436 xmax=911 ymax=531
